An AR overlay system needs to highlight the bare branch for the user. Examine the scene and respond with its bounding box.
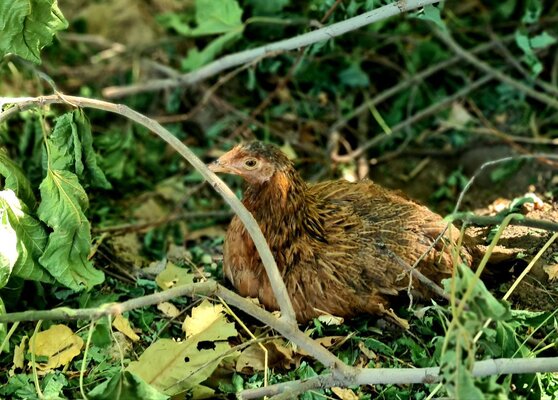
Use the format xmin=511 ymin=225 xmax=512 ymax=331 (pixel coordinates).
xmin=102 ymin=0 xmax=442 ymax=98
xmin=434 ymin=29 xmax=558 ymax=110
xmin=0 ymin=94 xmax=298 ymax=325
xmin=242 ymin=357 xmax=558 ymax=399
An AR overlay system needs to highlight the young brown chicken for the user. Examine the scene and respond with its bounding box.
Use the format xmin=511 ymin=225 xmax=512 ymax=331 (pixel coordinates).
xmin=209 ymin=141 xmax=472 ymax=323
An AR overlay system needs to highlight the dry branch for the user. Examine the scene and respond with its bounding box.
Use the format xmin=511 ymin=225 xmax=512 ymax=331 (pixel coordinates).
xmin=102 ymin=0 xmax=442 ymax=98
xmin=0 ymin=94 xmax=297 ymax=325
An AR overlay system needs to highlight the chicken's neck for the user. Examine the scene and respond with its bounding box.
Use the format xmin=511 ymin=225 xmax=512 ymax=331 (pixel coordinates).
xmin=242 ymin=169 xmax=327 ymax=246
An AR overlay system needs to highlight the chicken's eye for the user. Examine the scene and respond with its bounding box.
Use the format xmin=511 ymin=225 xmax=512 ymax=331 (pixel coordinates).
xmin=244 ymin=158 xmax=258 ymax=169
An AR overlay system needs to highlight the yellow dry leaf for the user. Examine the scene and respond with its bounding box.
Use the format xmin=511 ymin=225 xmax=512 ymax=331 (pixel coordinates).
xmin=158 ymin=302 xmax=181 ymax=318
xmin=236 ymin=339 xmax=294 ymax=372
xmin=113 ymin=315 xmax=140 ymax=342
xmin=126 ymin=300 xmax=237 ymax=396
xmin=332 ymin=387 xmax=359 ymax=400
xmin=544 ymin=264 xmax=558 ymax=281
xmin=10 ymin=336 xmax=27 ymax=375
xmin=28 ymin=325 xmax=83 ymax=371
xmin=183 ymin=299 xmax=226 ymax=337
xmin=156 ymin=262 xmax=195 ymax=290
xmin=317 ymin=314 xmax=344 ymax=325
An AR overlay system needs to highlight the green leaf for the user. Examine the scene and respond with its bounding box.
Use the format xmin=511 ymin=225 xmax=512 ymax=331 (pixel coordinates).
xmin=0 ymin=0 xmax=68 ymax=64
xmin=522 ymin=0 xmax=542 ymax=24
xmin=37 ymin=170 xmax=104 ymax=290
xmin=73 ymin=110 xmax=112 ymax=189
xmin=0 ymin=149 xmax=37 ymax=209
xmin=0 ymin=190 xmax=53 ymax=284
xmin=88 ymin=371 xmax=169 ymax=400
xmin=0 ymin=297 xmax=6 ymax=352
xmin=416 ymin=4 xmax=447 ymax=32
xmin=47 ymin=111 xmax=111 ymax=189
xmin=246 ymin=0 xmax=290 ymax=15
xmin=160 ymin=0 xmax=243 ymax=37
xmin=530 ymin=31 xmax=557 ymax=49
xmin=339 ymin=63 xmax=370 ymax=88
xmin=191 ymin=0 xmax=243 ymax=36
xmin=181 ymin=30 xmax=242 ymax=71
xmin=446 ymin=265 xmax=511 ymax=321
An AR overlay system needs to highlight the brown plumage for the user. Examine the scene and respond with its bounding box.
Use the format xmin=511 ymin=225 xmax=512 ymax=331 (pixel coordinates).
xmin=209 ymin=141 xmax=473 ymax=323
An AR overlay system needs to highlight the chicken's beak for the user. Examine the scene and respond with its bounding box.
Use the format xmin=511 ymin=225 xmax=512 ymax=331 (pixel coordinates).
xmin=207 ymin=160 xmax=230 ymax=174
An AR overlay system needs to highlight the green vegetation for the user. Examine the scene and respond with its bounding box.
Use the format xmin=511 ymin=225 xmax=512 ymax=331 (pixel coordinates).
xmin=1 ymin=0 xmax=558 ymax=399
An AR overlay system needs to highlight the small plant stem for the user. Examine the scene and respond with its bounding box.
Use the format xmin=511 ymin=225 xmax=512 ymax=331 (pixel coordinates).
xmin=442 ymin=214 xmax=520 ymax=356
xmin=30 ymin=320 xmax=44 ymax=400
xmin=473 ymin=232 xmax=558 ymax=343
xmin=0 ymin=321 xmax=19 ymax=353
xmin=220 ymin=299 xmax=269 ymax=388
xmin=453 ymin=154 xmax=558 ymax=214
xmin=79 ymin=321 xmax=97 ymax=400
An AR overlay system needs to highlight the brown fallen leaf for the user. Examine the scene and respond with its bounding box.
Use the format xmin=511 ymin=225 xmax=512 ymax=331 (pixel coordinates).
xmin=158 ymin=302 xmax=181 ymax=318
xmin=236 ymin=339 xmax=295 ymax=373
xmin=544 ymin=264 xmax=558 ymax=281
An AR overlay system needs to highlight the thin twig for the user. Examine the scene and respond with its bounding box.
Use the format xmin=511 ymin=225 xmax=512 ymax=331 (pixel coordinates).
xmin=102 ymin=0 xmax=442 ymax=98
xmin=489 ymin=32 xmax=558 ymax=98
xmin=434 ymin=29 xmax=558 ymax=110
xmin=92 ymin=210 xmax=232 ymax=234
xmin=331 ymin=75 xmax=493 ymax=162
xmin=453 ymin=154 xmax=558 ymax=214
xmin=0 ymin=95 xmax=297 ymax=325
xmin=451 ymin=213 xmax=558 ymax=233
xmin=328 ymin=34 xmax=515 ymax=139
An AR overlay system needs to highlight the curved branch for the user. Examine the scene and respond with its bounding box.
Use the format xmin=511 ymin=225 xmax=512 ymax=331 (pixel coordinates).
xmin=102 ymin=0 xmax=441 ymax=98
xmin=0 ymin=94 xmax=297 ymax=325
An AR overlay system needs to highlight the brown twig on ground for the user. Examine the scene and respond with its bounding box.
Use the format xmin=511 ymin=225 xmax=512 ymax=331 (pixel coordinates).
xmin=452 ymin=213 xmax=558 ymax=233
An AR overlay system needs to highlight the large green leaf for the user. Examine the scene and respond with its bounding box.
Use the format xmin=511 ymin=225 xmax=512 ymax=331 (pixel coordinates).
xmin=0 ymin=0 xmax=68 ymax=64
xmin=158 ymin=0 xmax=244 ymax=71
xmin=192 ymin=0 xmax=243 ymax=36
xmin=37 ymin=170 xmax=104 ymax=290
xmin=0 ymin=190 xmax=52 ymax=284
xmin=74 ymin=110 xmax=111 ymax=189
xmin=46 ymin=111 xmax=111 ymax=189
xmin=88 ymin=371 xmax=169 ymax=400
xmin=0 ymin=201 xmax=18 ymax=289
xmin=0 ymin=149 xmax=36 ymax=209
